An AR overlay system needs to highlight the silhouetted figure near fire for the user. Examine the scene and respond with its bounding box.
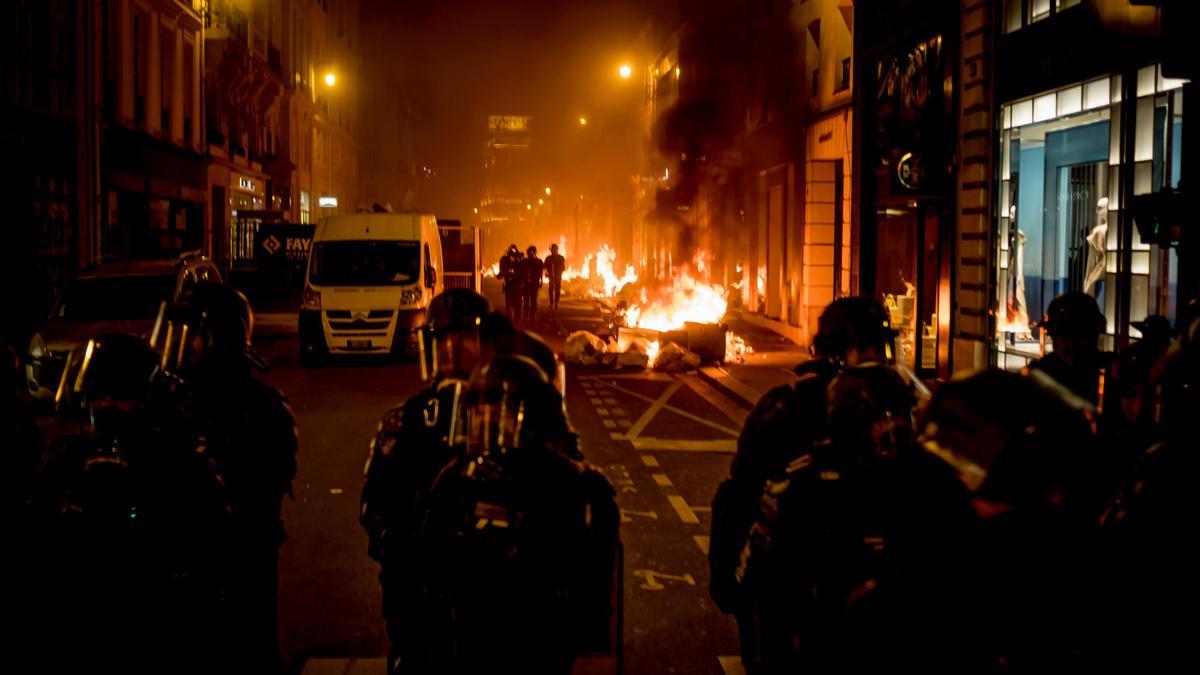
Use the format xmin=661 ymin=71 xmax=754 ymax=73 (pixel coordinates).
xmin=499 ymin=244 xmax=523 ymax=321
xmin=545 ymin=243 xmax=566 ymax=309
xmin=520 ymin=245 xmax=544 ymax=321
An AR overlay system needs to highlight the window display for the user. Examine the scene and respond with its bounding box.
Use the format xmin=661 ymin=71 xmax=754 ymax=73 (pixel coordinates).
xmin=995 ymin=65 xmax=1184 ymax=370
xmin=997 ymin=76 xmax=1119 ymax=368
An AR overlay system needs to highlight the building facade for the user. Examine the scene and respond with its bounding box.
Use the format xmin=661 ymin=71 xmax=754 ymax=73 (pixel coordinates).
xmin=988 ymin=0 xmax=1190 ymax=371
xmin=854 ymin=0 xmax=959 ymax=377
xmin=1 ymin=0 xmax=98 ymax=343
xmin=102 ymin=0 xmax=207 ymax=264
xmin=479 ymin=114 xmax=535 ymax=262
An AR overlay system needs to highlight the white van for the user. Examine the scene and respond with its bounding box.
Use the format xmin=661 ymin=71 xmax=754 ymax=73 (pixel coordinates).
xmin=299 ymin=212 xmax=443 ymax=365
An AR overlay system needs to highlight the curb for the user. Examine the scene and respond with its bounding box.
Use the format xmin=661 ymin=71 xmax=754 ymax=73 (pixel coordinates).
xmin=696 ymin=366 xmax=760 ymax=409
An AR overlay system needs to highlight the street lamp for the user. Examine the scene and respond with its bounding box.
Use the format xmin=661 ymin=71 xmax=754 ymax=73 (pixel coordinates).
xmin=323 ymin=71 xmax=336 ymax=87
xmin=544 ymin=186 xmax=552 ymax=196
xmin=578 ymin=116 xmax=588 ymax=126
xmin=618 ymin=64 xmax=633 ymax=79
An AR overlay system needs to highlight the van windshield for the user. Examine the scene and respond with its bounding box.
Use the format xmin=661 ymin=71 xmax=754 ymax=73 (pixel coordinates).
xmin=309 ymin=241 xmax=421 ymax=286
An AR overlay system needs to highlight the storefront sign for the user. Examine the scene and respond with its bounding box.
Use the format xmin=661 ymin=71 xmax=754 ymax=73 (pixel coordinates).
xmin=231 ymin=172 xmax=264 ymax=197
xmin=318 ymin=195 xmax=338 ymax=207
xmin=488 ymin=115 xmax=532 ymax=134
xmin=896 ymin=152 xmax=925 ymax=190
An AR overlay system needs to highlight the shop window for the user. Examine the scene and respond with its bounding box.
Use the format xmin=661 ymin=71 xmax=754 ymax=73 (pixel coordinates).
xmin=996 ymin=78 xmax=1119 ymax=365
xmin=836 ymin=57 xmax=850 ymax=93
xmin=1130 ymin=65 xmax=1185 ymax=333
xmin=300 ymin=190 xmax=310 ymax=224
xmin=1003 ymin=0 xmax=1083 ymax=34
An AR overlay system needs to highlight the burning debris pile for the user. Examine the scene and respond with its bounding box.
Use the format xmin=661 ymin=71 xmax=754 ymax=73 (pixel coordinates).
xmin=560 ymin=245 xmax=752 ymax=371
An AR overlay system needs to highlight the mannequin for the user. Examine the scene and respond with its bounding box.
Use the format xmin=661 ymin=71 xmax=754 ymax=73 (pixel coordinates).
xmin=1005 ymin=203 xmax=1030 ymax=334
xmin=1083 ymin=197 xmax=1108 ymax=298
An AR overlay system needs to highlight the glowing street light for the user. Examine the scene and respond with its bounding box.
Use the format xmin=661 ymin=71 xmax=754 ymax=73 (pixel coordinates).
xmin=578 ymin=116 xmax=588 ymax=126
xmin=618 ymin=64 xmax=633 ymax=79
xmin=323 ymin=71 xmax=337 ymax=87
xmin=544 ymin=187 xmax=552 ymax=196
xmin=537 ymin=198 xmax=544 ymax=205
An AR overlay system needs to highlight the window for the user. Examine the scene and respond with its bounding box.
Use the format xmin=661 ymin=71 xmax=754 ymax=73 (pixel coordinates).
xmin=160 ymin=26 xmax=172 ymax=133
xmin=812 ymin=68 xmax=819 ymax=98
xmin=183 ymin=40 xmax=194 ymax=142
xmin=836 ymin=57 xmax=850 ymax=93
xmin=300 ymin=190 xmax=310 ymax=224
xmin=1130 ymin=64 xmax=1185 ymax=334
xmin=1003 ymin=0 xmax=1084 ymax=34
xmin=133 ymin=11 xmax=145 ymax=126
xmin=996 ymin=77 xmax=1121 ymax=367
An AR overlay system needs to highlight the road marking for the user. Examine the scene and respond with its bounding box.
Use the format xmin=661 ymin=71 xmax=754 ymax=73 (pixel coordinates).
xmin=620 ymin=508 xmax=658 ymax=522
xmin=624 ymin=380 xmax=683 ymax=439
xmin=610 ymin=432 xmax=626 ymax=440
xmin=618 ymin=419 xmax=632 ymax=429
xmin=630 ymin=438 xmax=738 ymax=452
xmin=692 ymin=506 xmax=712 ymax=512
xmin=329 ymin=488 xmax=344 ymax=495
xmin=693 ymin=535 xmax=711 ymax=554
xmin=668 ymin=495 xmax=700 ymax=524
xmin=596 ymin=408 xmax=610 ymax=416
xmin=700 ymin=367 xmax=769 ymax=408
xmin=597 ymin=379 xmax=739 ymax=436
xmin=603 ymin=397 xmax=618 ymax=405
xmin=640 ymin=455 xmax=659 ymax=467
xmin=678 ymin=373 xmax=750 ymax=426
xmin=602 ymin=419 xmax=617 ymax=429
xmin=589 ymin=397 xmax=603 ymax=405
xmin=633 ymin=569 xmax=696 ymax=591
xmin=580 ymin=372 xmax=674 ymax=382
xmin=718 ymin=656 xmax=747 ymax=675
xmin=611 ymin=408 xmax=628 ymax=417
xmin=651 ymin=473 xmax=672 ymax=487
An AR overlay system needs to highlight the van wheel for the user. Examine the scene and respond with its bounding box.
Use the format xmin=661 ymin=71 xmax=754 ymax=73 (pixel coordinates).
xmin=299 ymin=333 xmax=328 ymax=367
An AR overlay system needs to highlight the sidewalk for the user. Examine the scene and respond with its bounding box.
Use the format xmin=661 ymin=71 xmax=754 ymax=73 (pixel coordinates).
xmin=699 ymin=313 xmax=808 ymax=410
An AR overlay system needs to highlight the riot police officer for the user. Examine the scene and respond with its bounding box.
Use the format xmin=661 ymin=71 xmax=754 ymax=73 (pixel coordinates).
xmin=499 ymin=244 xmax=524 ymax=320
xmin=22 ymin=333 xmax=227 ymax=674
xmin=361 ymin=288 xmax=491 ymax=674
xmin=919 ymin=369 xmax=1099 ymax=673
xmin=1028 ymin=291 xmax=1113 ymax=407
xmin=741 ymin=363 xmax=973 ymax=674
xmin=169 ymin=282 xmax=297 ymax=674
xmin=708 ymin=296 xmax=896 ymax=673
xmin=414 ymin=355 xmax=619 ymax=673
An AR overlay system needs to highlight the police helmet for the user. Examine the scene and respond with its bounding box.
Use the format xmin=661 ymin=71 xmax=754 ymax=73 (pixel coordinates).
xmin=813 ymin=297 xmax=898 ymax=361
xmin=73 ymin=333 xmax=160 ymax=403
xmin=827 ymin=364 xmax=916 ymax=460
xmin=457 ymin=355 xmax=568 ymax=459
xmin=918 ymin=369 xmax=1094 ymax=508
xmin=425 ymin=289 xmax=491 ymax=337
xmin=1039 ymin=291 xmax=1105 ymax=339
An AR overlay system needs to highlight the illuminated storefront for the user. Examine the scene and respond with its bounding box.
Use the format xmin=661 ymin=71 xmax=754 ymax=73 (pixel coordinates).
xmin=994 ymin=68 xmax=1184 ymax=368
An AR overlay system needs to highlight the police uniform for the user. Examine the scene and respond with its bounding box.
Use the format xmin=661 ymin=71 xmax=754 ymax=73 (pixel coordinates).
xmin=412 ymin=356 xmax=619 ymax=674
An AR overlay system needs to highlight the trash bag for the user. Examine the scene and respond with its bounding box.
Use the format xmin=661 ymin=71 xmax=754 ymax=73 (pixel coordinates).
xmin=652 ymin=341 xmax=702 ymax=373
xmin=616 ymin=350 xmax=649 ymax=369
xmin=565 ymin=330 xmax=608 ymax=365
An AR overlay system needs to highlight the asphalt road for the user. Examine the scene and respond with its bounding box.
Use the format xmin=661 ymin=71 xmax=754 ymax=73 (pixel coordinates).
xmin=259 ymin=287 xmax=751 ymax=674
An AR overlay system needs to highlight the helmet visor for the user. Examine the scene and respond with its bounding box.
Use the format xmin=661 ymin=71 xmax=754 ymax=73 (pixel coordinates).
xmin=432 ymin=329 xmax=482 ymax=380
xmin=463 ymin=388 xmax=526 ymax=457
